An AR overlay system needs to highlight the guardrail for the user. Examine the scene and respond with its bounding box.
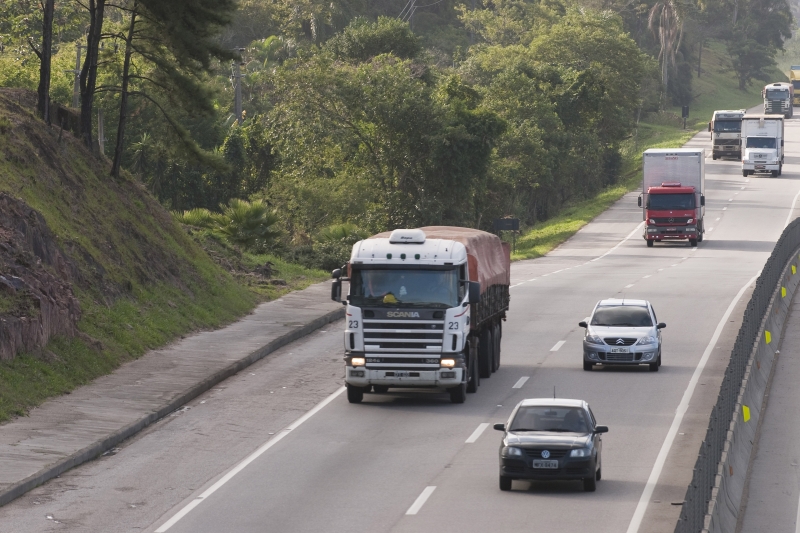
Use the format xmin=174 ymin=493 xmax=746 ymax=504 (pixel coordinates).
xmin=675 ymin=218 xmax=800 ymax=533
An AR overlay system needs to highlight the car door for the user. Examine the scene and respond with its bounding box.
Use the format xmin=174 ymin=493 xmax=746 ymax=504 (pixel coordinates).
xmin=588 ymin=407 xmax=602 ymax=462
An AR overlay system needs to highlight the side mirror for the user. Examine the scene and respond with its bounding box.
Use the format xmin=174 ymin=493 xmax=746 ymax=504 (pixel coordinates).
xmin=707 ymin=122 xmax=711 ymax=132
xmin=331 ymin=279 xmax=342 ymax=302
xmin=578 ymin=321 xmax=588 ymax=328
xmin=700 ymin=195 xmax=705 ymax=206
xmin=594 ymin=425 xmax=609 ymax=434
xmin=468 ymin=282 xmax=481 ymax=304
xmin=493 ymin=423 xmax=506 ymax=431
xmin=657 ymin=322 xmax=666 ymax=329
xmin=637 ymin=195 xmax=642 ymax=208
xmin=331 ymin=268 xmax=342 ymax=279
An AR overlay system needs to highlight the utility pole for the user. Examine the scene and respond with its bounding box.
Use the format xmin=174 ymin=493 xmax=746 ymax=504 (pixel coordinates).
xmin=64 ymin=43 xmax=83 ymax=108
xmin=230 ymin=48 xmax=245 ymax=125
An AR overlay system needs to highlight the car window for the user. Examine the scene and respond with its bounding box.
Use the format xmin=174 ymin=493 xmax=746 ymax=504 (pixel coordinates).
xmin=591 ymin=306 xmax=653 ymax=327
xmin=509 ymin=406 xmax=591 ymax=433
xmin=588 ymin=407 xmax=597 ymax=427
xmin=650 ymin=305 xmax=658 ymax=324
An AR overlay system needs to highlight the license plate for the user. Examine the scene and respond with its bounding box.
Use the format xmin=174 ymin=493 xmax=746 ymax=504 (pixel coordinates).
xmin=756 ymin=165 xmax=765 ymax=169
xmin=394 ymin=371 xmax=409 ymax=377
xmin=666 ymin=228 xmax=677 ymax=232
xmin=610 ymin=347 xmax=629 ymax=353
xmin=532 ymin=460 xmax=559 ymax=469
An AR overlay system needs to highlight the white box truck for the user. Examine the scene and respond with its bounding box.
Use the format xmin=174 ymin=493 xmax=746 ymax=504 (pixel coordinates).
xmin=638 ymin=148 xmax=706 ymax=247
xmin=331 ymin=227 xmax=511 ymax=404
xmin=708 ymin=109 xmax=745 ymax=160
xmin=741 ymin=114 xmax=784 ymax=177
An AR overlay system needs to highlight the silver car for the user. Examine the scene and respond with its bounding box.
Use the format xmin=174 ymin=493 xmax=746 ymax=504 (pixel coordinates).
xmin=579 ymin=299 xmax=665 ymax=371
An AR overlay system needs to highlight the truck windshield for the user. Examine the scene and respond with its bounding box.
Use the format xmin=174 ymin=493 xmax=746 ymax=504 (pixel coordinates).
xmin=591 ymin=306 xmax=653 ymax=327
xmin=766 ymin=89 xmax=789 ymax=99
xmin=746 ymin=137 xmax=776 ymax=149
xmin=349 ymin=268 xmax=460 ymax=308
xmin=713 ymin=120 xmax=741 ymax=133
xmin=793 ymin=81 xmax=800 ymax=90
xmin=648 ymin=193 xmax=695 ymax=210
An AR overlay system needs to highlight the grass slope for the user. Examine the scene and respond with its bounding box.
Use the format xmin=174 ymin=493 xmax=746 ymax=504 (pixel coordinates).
xmin=511 ymin=41 xmax=773 ymax=260
xmin=0 ymin=89 xmax=324 ymax=422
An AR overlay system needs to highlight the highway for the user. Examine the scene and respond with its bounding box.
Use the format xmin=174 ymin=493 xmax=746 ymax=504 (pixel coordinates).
xmin=1 ymin=125 xmax=800 ymax=533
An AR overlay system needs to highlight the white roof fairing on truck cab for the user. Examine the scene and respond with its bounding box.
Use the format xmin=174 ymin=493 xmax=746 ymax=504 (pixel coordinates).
xmin=350 ymin=235 xmax=468 ymax=265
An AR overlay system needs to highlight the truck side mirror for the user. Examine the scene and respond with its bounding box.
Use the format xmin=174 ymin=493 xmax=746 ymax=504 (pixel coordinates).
xmin=331 ymin=279 xmax=342 ymax=303
xmin=468 ymin=282 xmax=481 ymax=304
xmin=637 ymin=195 xmax=642 ymax=208
xmin=707 ymin=122 xmax=711 ymax=132
xmin=331 ymin=268 xmax=342 ymax=279
xmin=700 ymin=195 xmax=705 ymax=206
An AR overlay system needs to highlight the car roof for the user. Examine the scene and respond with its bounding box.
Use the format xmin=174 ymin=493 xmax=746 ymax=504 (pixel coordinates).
xmin=517 ymin=398 xmax=587 ymax=408
xmin=596 ymin=298 xmax=649 ymax=307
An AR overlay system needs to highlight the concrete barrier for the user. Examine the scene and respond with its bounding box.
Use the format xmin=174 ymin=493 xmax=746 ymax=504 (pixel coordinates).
xmin=703 ymin=249 xmax=800 ymax=532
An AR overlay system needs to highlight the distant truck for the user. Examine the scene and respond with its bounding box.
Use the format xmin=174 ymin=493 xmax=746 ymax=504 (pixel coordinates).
xmin=741 ymin=114 xmax=784 ymax=177
xmin=708 ymin=109 xmax=745 ymax=160
xmin=331 ymin=226 xmax=511 ymax=404
xmin=790 ymin=67 xmax=800 ymax=106
xmin=763 ymin=82 xmax=794 ymax=118
xmin=639 ymin=149 xmax=706 ymax=247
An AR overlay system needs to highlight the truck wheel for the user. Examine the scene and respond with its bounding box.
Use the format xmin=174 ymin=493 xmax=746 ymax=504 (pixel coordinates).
xmin=467 ymin=343 xmax=479 ymax=393
xmin=772 ymin=170 xmax=779 ymax=178
xmin=494 ymin=322 xmax=502 ymax=371
xmin=449 ymin=382 xmax=466 ymax=404
xmin=689 ymin=239 xmax=697 ymax=247
xmin=779 ymin=165 xmax=783 ymax=176
xmin=646 ymin=240 xmax=654 ymax=248
xmin=712 ymin=154 xmax=717 ymax=160
xmin=347 ymin=384 xmax=364 ymax=403
xmin=500 ymin=475 xmax=512 ymax=491
xmin=742 ymin=170 xmax=748 ymax=177
xmin=478 ymin=328 xmax=492 ymax=379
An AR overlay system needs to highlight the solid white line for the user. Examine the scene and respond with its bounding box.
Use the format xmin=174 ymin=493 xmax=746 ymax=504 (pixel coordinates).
xmin=625 ymin=284 xmax=634 ymax=288
xmin=406 ymin=486 xmax=436 ymax=515
xmin=550 ymin=341 xmax=566 ymax=352
xmin=785 ymin=187 xmax=800 ymax=228
xmin=155 ymin=386 xmax=347 ymax=532
xmin=625 ymin=272 xmax=760 ymax=533
xmin=465 ymin=423 xmax=490 ymax=443
xmin=512 ymin=376 xmax=530 ymax=389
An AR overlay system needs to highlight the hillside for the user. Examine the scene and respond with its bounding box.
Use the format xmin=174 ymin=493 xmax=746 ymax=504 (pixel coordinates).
xmin=0 ymin=89 xmax=321 ymax=422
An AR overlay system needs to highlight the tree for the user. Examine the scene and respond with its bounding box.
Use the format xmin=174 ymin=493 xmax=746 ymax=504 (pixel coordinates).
xmin=33 ymin=0 xmax=55 ymax=123
xmin=79 ymin=0 xmax=106 ymax=149
xmin=648 ymin=0 xmax=683 ymax=106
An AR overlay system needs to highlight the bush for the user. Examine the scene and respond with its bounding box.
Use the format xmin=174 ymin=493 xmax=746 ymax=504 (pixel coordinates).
xmin=173 ymin=199 xmax=281 ymax=253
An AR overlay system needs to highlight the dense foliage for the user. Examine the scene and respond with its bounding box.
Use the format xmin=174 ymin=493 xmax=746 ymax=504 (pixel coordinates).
xmin=0 ymin=0 xmax=794 ymax=267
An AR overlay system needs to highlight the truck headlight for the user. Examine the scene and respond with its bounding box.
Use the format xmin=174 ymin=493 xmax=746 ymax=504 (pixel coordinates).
xmin=686 ymin=219 xmax=693 ymax=224
xmin=502 ymin=446 xmax=524 ymax=457
xmin=649 ymin=219 xmax=656 ymax=224
xmin=440 ymin=358 xmax=456 ymax=368
xmin=351 ymin=357 xmax=366 ymax=367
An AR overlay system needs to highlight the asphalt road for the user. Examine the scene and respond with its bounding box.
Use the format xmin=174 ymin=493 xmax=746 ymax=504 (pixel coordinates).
xmin=2 ymin=125 xmax=799 ymax=533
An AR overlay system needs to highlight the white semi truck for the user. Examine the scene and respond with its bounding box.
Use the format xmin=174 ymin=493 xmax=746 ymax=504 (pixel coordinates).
xmin=741 ymin=114 xmax=784 ymax=177
xmin=331 ymin=226 xmax=511 ymax=404
xmin=708 ymin=110 xmax=745 ymax=160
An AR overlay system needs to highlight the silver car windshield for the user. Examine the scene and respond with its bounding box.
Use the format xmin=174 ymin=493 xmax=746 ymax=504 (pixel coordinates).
xmin=509 ymin=406 xmax=591 ymax=433
xmin=591 ymin=306 xmax=653 ymax=327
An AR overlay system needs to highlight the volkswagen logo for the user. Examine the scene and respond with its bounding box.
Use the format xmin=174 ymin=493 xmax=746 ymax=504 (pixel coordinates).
xmin=668 ymin=217 xmax=674 ymax=223
xmin=616 ymin=339 xmax=625 ymax=345
xmin=541 ymin=450 xmax=550 ymax=459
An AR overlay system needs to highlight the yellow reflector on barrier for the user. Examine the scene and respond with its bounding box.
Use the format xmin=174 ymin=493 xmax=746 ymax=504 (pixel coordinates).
xmin=765 ymin=331 xmax=772 ymax=344
xmin=743 ymin=405 xmax=751 ymax=423
xmin=782 ymin=287 xmax=787 ymax=298
xmin=794 ymin=265 xmax=797 ymax=275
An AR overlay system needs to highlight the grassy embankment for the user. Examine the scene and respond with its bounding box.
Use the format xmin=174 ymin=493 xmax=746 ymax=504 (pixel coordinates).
xmin=511 ymin=40 xmax=777 ymax=260
xmin=0 ymin=90 xmax=325 ymax=422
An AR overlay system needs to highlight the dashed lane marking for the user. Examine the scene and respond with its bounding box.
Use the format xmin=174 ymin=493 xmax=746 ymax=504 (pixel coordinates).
xmin=550 ymin=341 xmax=566 ymax=352
xmin=465 ymin=423 xmax=490 ymax=443
xmin=406 ymin=486 xmax=437 ymax=515
xmin=512 ymin=376 xmax=530 ymax=389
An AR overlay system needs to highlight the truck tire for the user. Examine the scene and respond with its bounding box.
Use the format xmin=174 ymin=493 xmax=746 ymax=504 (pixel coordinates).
xmin=347 ymin=384 xmax=364 ymax=403
xmin=689 ymin=238 xmax=697 ymax=247
xmin=449 ymin=382 xmax=466 ymax=403
xmin=772 ymin=170 xmax=779 ymax=178
xmin=646 ymin=240 xmax=654 ymax=248
xmin=493 ymin=322 xmax=502 ymax=372
xmin=742 ymin=170 xmax=748 ymax=177
xmin=478 ymin=328 xmax=492 ymax=379
xmin=467 ymin=342 xmax=479 ymax=393
xmin=779 ymin=165 xmax=783 ymax=176
xmin=712 ymin=154 xmax=717 ymax=160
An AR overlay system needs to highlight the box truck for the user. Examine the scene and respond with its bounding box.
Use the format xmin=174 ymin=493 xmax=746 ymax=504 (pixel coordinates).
xmin=639 ymin=149 xmax=706 ymax=247
xmin=708 ymin=109 xmax=745 ymax=160
xmin=741 ymin=114 xmax=784 ymax=177
xmin=331 ymin=227 xmax=511 ymax=404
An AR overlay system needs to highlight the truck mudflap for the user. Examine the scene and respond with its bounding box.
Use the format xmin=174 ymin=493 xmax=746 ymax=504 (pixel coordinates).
xmin=345 ymin=367 xmax=464 ymax=388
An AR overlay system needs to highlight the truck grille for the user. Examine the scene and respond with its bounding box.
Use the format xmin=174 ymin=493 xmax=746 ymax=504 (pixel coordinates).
xmin=766 ymin=101 xmax=786 ymax=113
xmin=651 ymin=217 xmax=691 ymax=224
xmin=714 ymin=139 xmax=739 ymax=146
xmin=363 ymin=318 xmax=445 ymax=368
xmin=603 ymin=338 xmax=637 ymax=346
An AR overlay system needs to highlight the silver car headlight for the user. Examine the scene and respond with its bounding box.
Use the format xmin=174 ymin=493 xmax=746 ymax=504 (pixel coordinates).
xmin=585 ymin=334 xmax=604 ymax=345
xmin=636 ymin=336 xmax=657 ymax=345
xmin=502 ymin=446 xmax=524 ymax=457
xmin=570 ymin=447 xmax=591 ymax=457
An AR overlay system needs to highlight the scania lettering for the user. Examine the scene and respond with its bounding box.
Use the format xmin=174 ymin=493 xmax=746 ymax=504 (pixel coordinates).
xmin=708 ymin=109 xmax=744 ymax=160
xmin=639 ymin=148 xmax=706 ymax=247
xmin=330 ymin=227 xmax=511 ymax=404
xmin=741 ymin=114 xmax=784 ymax=177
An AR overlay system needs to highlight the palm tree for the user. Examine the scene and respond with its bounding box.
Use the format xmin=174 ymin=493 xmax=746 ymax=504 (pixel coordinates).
xmin=649 ymin=0 xmax=683 ymax=107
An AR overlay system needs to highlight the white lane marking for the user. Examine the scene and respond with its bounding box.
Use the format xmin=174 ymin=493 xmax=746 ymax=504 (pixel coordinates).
xmin=550 ymin=341 xmax=566 ymax=352
xmin=596 ymin=222 xmax=645 ymax=261
xmin=154 ymin=386 xmax=347 ymax=532
xmin=625 ymin=284 xmax=634 ymax=288
xmin=643 ymin=275 xmax=652 ymax=279
xmin=734 ymin=192 xmax=739 ymax=195
xmin=741 ymin=186 xmax=745 ymax=190
xmin=728 ymin=199 xmax=733 ymax=202
xmin=785 ymin=187 xmax=800 ymax=228
xmin=625 ymin=272 xmax=760 ymax=533
xmin=723 ymin=207 xmax=728 ymax=211
xmin=795 ymin=481 xmax=800 ymax=533
xmin=715 ymin=218 xmax=720 ymax=221
xmin=746 ymin=179 xmax=750 ymax=182
xmin=690 ymin=248 xmax=697 ymax=252
xmin=658 ymin=268 xmax=664 ymax=272
xmin=512 ymin=376 xmax=530 ymax=389
xmin=510 ymin=283 xmax=524 ymax=288
xmin=671 ymin=264 xmax=679 ymax=267
xmin=406 ymin=486 xmax=437 ymax=515
xmin=528 ymin=278 xmax=538 ymax=282
xmin=465 ymin=423 xmax=490 ymax=443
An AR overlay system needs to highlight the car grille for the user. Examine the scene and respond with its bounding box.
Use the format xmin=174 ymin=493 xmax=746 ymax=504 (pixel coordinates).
xmin=604 ymin=338 xmax=637 ymax=346
xmin=651 ymin=217 xmax=691 ymax=225
xmin=606 ymin=352 xmax=635 ymax=362
xmin=524 ymin=449 xmax=570 ymax=459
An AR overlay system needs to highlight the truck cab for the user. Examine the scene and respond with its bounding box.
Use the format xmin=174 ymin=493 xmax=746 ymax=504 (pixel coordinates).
xmin=708 ymin=110 xmax=744 ymax=160
xmin=641 ymin=183 xmax=704 ymax=247
xmin=763 ymin=82 xmax=794 ymax=118
xmin=741 ymin=114 xmax=784 ymax=177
